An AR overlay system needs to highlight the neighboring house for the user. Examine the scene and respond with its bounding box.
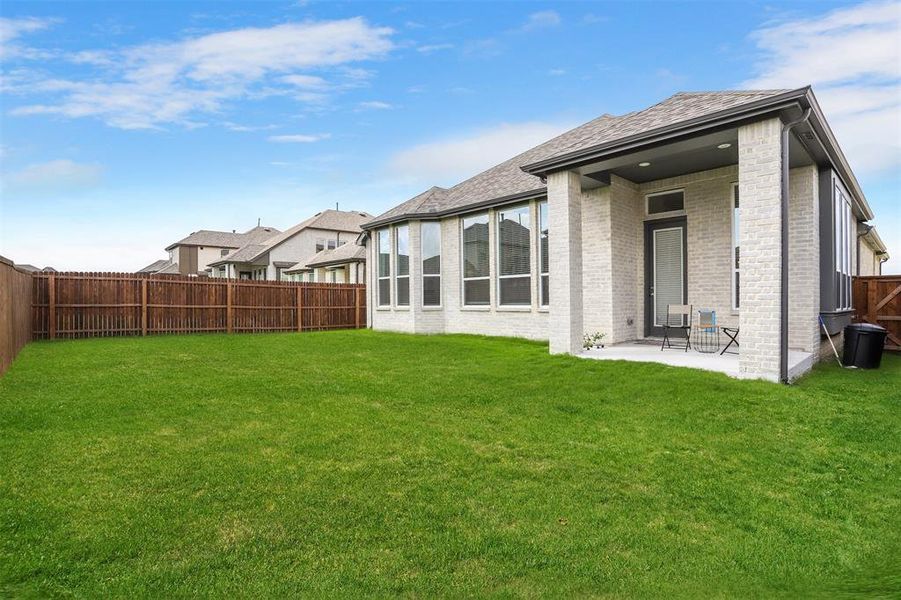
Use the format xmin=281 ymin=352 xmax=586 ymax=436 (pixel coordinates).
xmin=856 ymin=224 xmax=889 ymax=276
xmin=361 ymin=87 xmax=881 ymax=383
xmin=284 ymin=242 xmax=367 ymax=283
xmin=208 ymin=209 xmax=371 ymax=281
xmin=13 ymin=264 xmax=40 ymax=273
xmin=139 ymin=225 xmax=280 ymax=275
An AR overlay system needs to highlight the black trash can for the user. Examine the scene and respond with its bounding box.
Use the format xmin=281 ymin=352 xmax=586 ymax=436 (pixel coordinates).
xmin=842 ymin=323 xmax=888 ymax=369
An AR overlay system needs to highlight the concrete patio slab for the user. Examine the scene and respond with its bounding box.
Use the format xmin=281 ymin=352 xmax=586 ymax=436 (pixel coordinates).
xmin=580 ymin=341 xmax=813 ymax=381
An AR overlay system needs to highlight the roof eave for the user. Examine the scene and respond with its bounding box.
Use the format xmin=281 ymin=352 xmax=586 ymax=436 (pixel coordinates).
xmin=361 ymin=188 xmax=547 ymax=230
xmin=520 ymin=87 xmax=813 ymax=176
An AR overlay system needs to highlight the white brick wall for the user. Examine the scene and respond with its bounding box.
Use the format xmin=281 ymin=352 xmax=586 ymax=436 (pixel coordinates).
xmin=788 ymin=165 xmax=820 ymax=354
xmin=738 ymin=118 xmax=783 ymax=381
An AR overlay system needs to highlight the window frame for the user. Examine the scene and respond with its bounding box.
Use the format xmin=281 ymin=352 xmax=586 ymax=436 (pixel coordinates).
xmin=834 ymin=182 xmax=853 ymax=310
xmin=538 ymin=200 xmax=549 ymax=307
xmin=731 ymin=183 xmax=740 ymax=312
xmin=376 ymin=228 xmax=391 ymax=307
xmin=645 ymin=188 xmax=686 ymax=218
xmin=394 ymin=223 xmax=410 ymax=307
xmin=460 ymin=212 xmax=491 ymax=307
xmin=421 ymin=221 xmax=442 ymax=308
xmin=496 ymin=203 xmax=532 ymax=307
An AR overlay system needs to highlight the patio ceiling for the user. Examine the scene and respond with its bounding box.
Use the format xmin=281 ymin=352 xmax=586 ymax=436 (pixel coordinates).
xmin=578 ymin=127 xmax=815 ymax=189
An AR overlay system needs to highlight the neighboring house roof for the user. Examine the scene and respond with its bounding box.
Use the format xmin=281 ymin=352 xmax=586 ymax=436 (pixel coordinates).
xmin=284 ymin=243 xmax=366 ymax=273
xmin=210 ymin=209 xmax=373 ymax=267
xmin=137 ymin=259 xmax=172 ymax=273
xmin=164 ymin=225 xmax=280 ymax=251
xmin=211 ymin=244 xmax=269 ymax=266
xmin=365 ymin=88 xmax=873 ymax=228
xmin=13 ymin=263 xmax=40 ymax=273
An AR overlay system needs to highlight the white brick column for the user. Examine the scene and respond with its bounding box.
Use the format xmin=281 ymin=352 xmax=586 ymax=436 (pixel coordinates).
xmin=788 ymin=165 xmax=820 ymax=354
xmin=738 ymin=118 xmax=783 ymax=381
xmin=548 ymin=170 xmax=583 ymax=354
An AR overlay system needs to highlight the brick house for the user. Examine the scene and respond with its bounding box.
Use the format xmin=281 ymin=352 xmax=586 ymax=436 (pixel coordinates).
xmin=361 ymin=88 xmax=885 ymax=383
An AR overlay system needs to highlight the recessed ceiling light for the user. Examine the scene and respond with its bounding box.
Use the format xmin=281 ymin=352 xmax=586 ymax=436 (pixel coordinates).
xmin=717 ymin=143 xmax=732 ymax=149
xmin=638 ymin=161 xmax=651 ymax=167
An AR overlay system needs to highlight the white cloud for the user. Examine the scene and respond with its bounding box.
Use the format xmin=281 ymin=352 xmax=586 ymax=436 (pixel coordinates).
xmin=8 ymin=17 xmax=394 ymax=129
xmin=520 ymin=10 xmax=561 ymax=32
xmin=548 ymin=68 xmax=566 ymax=76
xmin=279 ymin=74 xmax=329 ymax=89
xmin=358 ymin=100 xmax=393 ymax=110
xmin=743 ymin=0 xmax=901 ymax=174
xmin=267 ymin=133 xmax=330 ymax=143
xmin=0 ymin=16 xmax=58 ymax=59
xmin=388 ymin=120 xmax=574 ymax=184
xmin=3 ymin=159 xmax=104 ymax=191
xmin=417 ymin=43 xmax=453 ymax=53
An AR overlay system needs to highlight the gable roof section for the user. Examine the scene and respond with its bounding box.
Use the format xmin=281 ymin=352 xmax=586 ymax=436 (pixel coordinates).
xmin=137 ymin=259 xmax=172 ymax=273
xmin=285 ymin=242 xmax=366 ymax=273
xmin=365 ymin=88 xmax=869 ymax=229
xmin=165 ymin=225 xmax=281 ymax=251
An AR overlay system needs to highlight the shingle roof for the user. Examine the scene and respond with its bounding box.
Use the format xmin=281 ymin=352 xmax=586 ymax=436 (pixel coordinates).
xmin=137 ymin=259 xmax=172 ymax=273
xmin=284 ymin=243 xmax=366 ymax=273
xmin=369 ymin=90 xmax=791 ymax=226
xmin=213 ymin=244 xmax=269 ymax=265
xmin=165 ymin=225 xmax=281 ymax=251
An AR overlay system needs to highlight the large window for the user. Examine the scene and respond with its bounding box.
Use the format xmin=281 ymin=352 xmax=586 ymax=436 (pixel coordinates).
xmin=421 ymin=222 xmax=441 ymax=306
xmin=538 ymin=201 xmax=549 ymax=306
xmin=835 ymin=182 xmax=853 ymax=310
xmin=377 ymin=228 xmax=390 ymax=306
xmin=497 ymin=204 xmax=531 ymax=305
xmin=731 ymin=184 xmax=740 ymax=311
xmin=395 ymin=224 xmax=410 ymax=306
xmin=461 ymin=213 xmax=490 ymax=305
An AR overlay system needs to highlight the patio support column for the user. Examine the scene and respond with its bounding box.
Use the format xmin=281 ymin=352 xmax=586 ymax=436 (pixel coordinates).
xmin=548 ymin=169 xmax=583 ymax=354
xmin=738 ymin=118 xmax=783 ymax=381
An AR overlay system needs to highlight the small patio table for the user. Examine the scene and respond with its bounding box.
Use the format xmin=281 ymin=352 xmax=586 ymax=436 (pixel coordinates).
xmin=721 ymin=327 xmax=739 ymax=355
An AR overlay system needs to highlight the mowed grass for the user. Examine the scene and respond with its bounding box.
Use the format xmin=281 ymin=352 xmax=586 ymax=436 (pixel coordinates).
xmin=0 ymin=331 xmax=899 ymax=597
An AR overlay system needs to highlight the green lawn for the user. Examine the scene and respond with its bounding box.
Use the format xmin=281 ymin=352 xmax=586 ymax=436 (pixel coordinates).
xmin=1 ymin=331 xmax=899 ymax=597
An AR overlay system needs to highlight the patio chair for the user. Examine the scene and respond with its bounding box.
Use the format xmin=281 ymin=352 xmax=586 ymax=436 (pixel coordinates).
xmin=661 ymin=304 xmax=692 ymax=352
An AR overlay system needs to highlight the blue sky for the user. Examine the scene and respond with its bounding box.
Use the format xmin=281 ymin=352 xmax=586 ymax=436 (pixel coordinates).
xmin=1 ymin=0 xmax=898 ymax=271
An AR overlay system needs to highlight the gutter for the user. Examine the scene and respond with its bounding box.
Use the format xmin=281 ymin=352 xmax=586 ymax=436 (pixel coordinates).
xmin=780 ymin=107 xmax=811 ymax=383
xmin=361 ymin=188 xmax=547 ymax=231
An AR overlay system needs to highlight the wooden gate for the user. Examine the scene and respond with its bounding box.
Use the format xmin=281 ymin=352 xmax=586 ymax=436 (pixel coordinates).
xmin=852 ymin=275 xmax=901 ymax=351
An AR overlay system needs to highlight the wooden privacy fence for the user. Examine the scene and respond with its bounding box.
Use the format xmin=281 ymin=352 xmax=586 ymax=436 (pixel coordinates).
xmin=31 ymin=272 xmax=366 ymax=340
xmin=0 ymin=257 xmax=33 ymax=375
xmin=853 ymin=275 xmax=901 ymax=351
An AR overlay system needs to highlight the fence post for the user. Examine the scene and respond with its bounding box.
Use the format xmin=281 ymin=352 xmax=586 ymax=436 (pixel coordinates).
xmin=226 ymin=280 xmax=233 ymax=334
xmin=48 ymin=273 xmax=57 ymax=340
xmin=355 ymin=287 xmax=361 ymax=329
xmin=296 ymin=285 xmax=303 ymax=332
xmin=141 ymin=279 xmax=148 ymax=336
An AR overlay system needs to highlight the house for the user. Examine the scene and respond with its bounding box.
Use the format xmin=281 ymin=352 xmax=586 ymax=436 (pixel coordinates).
xmin=361 ymin=87 xmax=883 ymax=383
xmin=284 ymin=242 xmax=367 ymax=283
xmin=856 ymin=224 xmax=889 ymax=276
xmin=208 ymin=209 xmax=371 ymax=280
xmin=139 ymin=225 xmax=279 ymax=275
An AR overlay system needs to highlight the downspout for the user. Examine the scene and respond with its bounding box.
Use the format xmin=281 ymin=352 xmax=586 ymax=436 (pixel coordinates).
xmin=856 ymin=224 xmax=873 ymax=276
xmin=780 ymin=107 xmax=811 ymax=383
